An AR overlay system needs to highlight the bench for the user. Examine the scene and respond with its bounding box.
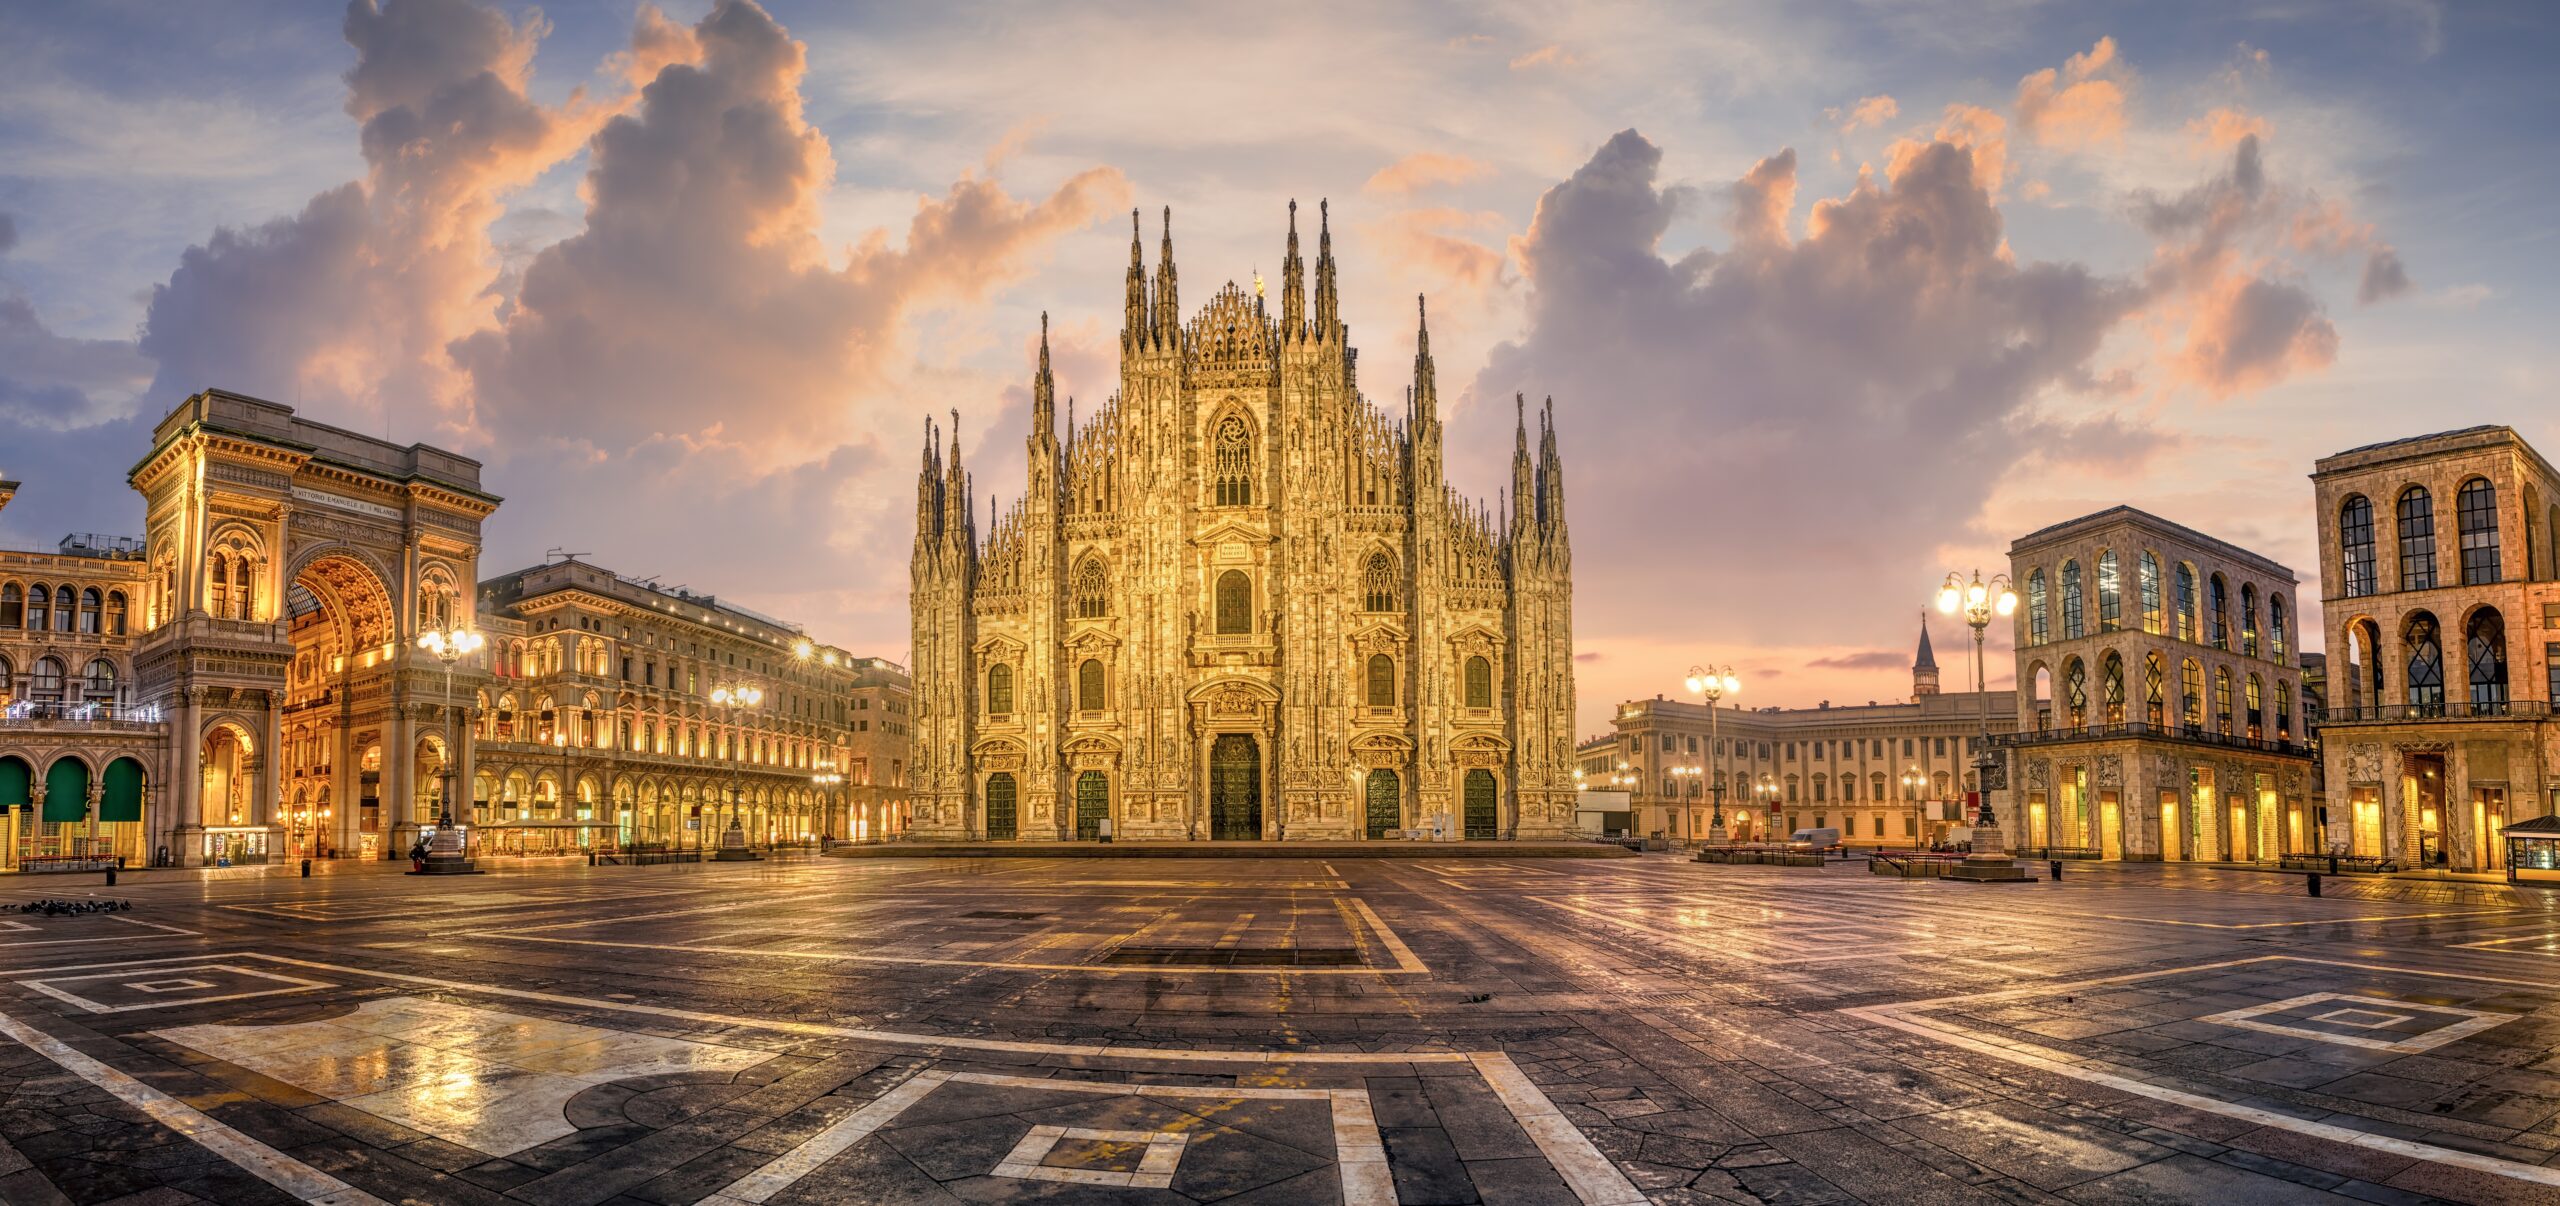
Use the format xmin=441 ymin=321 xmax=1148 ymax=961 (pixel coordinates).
xmin=20 ymin=855 xmax=121 ymax=874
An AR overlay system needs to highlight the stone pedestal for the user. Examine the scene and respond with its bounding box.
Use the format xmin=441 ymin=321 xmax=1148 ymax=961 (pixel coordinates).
xmin=412 ymin=814 xmax=481 ymax=875
xmin=1949 ymin=808 xmax=2031 ymax=882
xmin=713 ymin=818 xmax=762 ymax=861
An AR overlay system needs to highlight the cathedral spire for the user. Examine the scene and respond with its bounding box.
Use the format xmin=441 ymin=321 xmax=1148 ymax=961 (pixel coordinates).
xmin=1539 ymin=395 xmax=1563 ymax=525
xmin=1413 ymin=294 xmax=1437 ymax=425
xmin=1281 ymin=199 xmax=1306 ymax=339
xmin=1511 ymin=393 xmax=1533 ymax=535
xmin=1123 ymin=209 xmax=1147 ymax=350
xmin=1032 ymin=311 xmax=1056 ymax=445
xmin=1153 ymin=206 xmax=1180 ymax=347
xmin=1313 ymin=199 xmax=1338 ymax=340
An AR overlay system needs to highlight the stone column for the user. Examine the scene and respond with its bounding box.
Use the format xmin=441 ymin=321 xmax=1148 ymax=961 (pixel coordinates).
xmin=174 ymin=687 xmax=205 ymax=867
xmin=385 ymin=704 xmax=415 ymax=855
xmin=258 ymin=692 xmax=283 ymax=836
xmin=454 ymin=693 xmax=477 ymax=828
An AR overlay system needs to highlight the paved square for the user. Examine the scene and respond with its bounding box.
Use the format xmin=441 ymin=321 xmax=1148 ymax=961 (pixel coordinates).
xmin=0 ymin=855 xmax=2555 ymax=1204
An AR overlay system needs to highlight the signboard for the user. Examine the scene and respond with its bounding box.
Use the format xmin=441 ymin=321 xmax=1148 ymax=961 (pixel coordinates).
xmin=291 ymin=485 xmax=401 ymax=521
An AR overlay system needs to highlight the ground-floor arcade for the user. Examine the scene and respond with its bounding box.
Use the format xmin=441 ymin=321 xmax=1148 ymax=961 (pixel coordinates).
xmin=2004 ymin=736 xmax=2316 ymax=862
xmin=2319 ymin=719 xmax=2560 ymax=872
xmin=0 ymin=747 xmax=152 ymax=866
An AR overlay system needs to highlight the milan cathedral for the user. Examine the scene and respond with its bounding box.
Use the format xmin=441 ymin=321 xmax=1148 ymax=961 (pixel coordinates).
xmin=909 ymin=202 xmax=1576 ymax=842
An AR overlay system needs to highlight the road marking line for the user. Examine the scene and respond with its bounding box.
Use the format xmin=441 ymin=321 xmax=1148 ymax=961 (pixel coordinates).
xmin=0 ymin=1006 xmax=388 ymax=1205
xmin=1847 ymin=1000 xmax=2560 ymax=1189
xmin=1471 ymin=1052 xmax=1648 ymax=1205
xmin=231 ymin=952 xmax=1472 ymax=1063
xmin=1349 ymin=897 xmax=1428 ymax=973
xmin=705 ymin=1069 xmax=945 ymax=1203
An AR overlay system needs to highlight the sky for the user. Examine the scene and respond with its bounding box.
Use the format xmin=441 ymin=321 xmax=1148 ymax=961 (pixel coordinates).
xmin=2 ymin=0 xmax=2554 ymax=739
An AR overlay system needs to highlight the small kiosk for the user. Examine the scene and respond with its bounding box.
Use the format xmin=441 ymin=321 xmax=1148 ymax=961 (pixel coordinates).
xmin=2504 ymin=814 xmax=2560 ymax=886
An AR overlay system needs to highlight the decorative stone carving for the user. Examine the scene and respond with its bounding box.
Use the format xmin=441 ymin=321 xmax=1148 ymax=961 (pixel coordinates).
xmin=2095 ymin=754 xmax=2122 ymax=788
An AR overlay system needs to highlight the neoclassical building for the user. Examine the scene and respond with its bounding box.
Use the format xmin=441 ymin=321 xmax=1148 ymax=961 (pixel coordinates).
xmin=1 ymin=389 xmax=907 ymax=866
xmin=2004 ymin=507 xmax=2315 ymax=861
xmin=466 ymin=558 xmax=911 ymax=852
xmin=2312 ymin=426 xmax=2560 ymax=871
xmin=910 ymin=204 xmax=1578 ymax=841
xmin=1593 ymin=621 xmax=2019 ymax=848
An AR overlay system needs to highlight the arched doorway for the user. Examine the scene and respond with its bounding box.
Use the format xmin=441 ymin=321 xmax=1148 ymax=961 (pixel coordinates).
xmin=985 ymin=773 xmax=1018 ymax=841
xmin=284 ymin=552 xmax=398 ymax=854
xmin=1074 ymin=772 xmax=1109 ymax=840
xmin=1463 ymin=769 xmax=1499 ymax=840
xmin=1364 ymin=769 xmax=1401 ymax=839
xmin=1209 ymin=734 xmax=1262 ymax=840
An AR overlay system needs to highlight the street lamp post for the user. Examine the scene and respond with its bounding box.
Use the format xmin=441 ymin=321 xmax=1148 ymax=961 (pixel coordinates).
xmin=1901 ymin=766 xmax=1926 ymax=849
xmin=814 ymin=771 xmax=842 ymax=847
xmin=708 ymin=683 xmax=763 ymax=861
xmin=1937 ymin=569 xmax=2031 ymax=882
xmin=1754 ymin=773 xmax=1780 ymax=841
xmin=1685 ymin=665 xmax=1739 ymax=842
xmin=414 ymin=624 xmax=485 ymax=875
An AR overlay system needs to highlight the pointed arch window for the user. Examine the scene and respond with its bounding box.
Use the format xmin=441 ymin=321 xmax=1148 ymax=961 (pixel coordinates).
xmin=2100 ymin=652 xmax=2125 ymax=724
xmin=1072 ymin=558 xmax=1108 ymax=619
xmin=2406 ymin=611 xmax=2444 ymax=715
xmin=2245 ymin=673 xmax=2264 ymax=738
xmin=1215 ymin=570 xmax=1252 ymax=634
xmin=2026 ymin=569 xmax=2048 ymax=645
xmin=1077 ymin=658 xmax=1106 ymax=711
xmin=1362 ymin=553 xmax=1397 ymax=613
xmin=2098 ymin=551 xmax=2120 ymax=631
xmin=2340 ymin=495 xmax=2376 ymax=597
xmin=2240 ymin=583 xmax=2260 ymax=657
xmin=2060 ymin=561 xmax=2084 ymax=639
xmin=2269 ymin=594 xmax=2287 ymax=663
xmin=2214 ymin=667 xmax=2234 ymax=734
xmin=1366 ymin=654 xmax=1395 ymax=707
xmin=2063 ymin=658 xmax=2087 ymax=728
xmin=2208 ymin=575 xmax=2229 ymax=649
xmin=2138 ymin=553 xmax=2162 ymax=635
xmin=2398 ymin=486 xmax=2437 ymax=590
xmin=2467 ymin=607 xmax=2508 ymax=713
xmin=2458 ymin=477 xmax=2501 ymax=584
xmin=1464 ymin=655 xmax=1493 ymax=708
xmin=986 ymin=663 xmax=1014 ymax=717
xmin=2276 ymin=680 xmax=2294 ymax=737
xmin=2181 ymin=659 xmax=2204 ymax=731
xmin=1213 ymin=415 xmax=1254 ymax=506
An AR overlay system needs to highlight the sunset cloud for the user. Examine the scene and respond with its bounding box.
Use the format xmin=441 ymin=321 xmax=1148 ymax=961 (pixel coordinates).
xmin=1364 ymin=152 xmax=1493 ymax=196
xmin=2014 ymin=36 xmax=2129 ymax=150
xmin=452 ymin=0 xmax=1127 ymax=460
xmin=1471 ymin=128 xmax=2140 ymax=716
xmin=1827 ymin=94 xmax=1899 ymax=133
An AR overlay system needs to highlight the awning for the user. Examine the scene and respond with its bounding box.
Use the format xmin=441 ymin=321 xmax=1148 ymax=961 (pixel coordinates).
xmin=41 ymin=760 xmax=87 ymax=823
xmin=101 ymin=758 xmax=144 ymax=823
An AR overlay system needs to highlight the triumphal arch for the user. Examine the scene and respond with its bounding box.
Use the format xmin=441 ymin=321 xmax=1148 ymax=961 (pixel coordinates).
xmin=129 ymin=390 xmax=498 ymax=865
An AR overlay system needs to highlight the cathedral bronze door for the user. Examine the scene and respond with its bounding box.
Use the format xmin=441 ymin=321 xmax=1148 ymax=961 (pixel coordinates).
xmin=1463 ymin=769 xmax=1499 ymax=840
xmin=1075 ymin=772 xmax=1109 ymax=840
xmin=1364 ymin=769 xmax=1401 ymax=839
xmin=1209 ymin=734 xmax=1262 ymax=840
xmin=984 ymin=773 xmax=1017 ymax=842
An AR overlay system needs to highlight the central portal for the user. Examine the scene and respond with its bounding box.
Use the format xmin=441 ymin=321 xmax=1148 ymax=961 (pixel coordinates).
xmin=1209 ymin=733 xmax=1263 ymax=840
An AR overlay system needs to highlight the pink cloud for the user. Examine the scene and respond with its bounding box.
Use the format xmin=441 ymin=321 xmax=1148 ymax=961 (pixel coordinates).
xmin=1827 ymin=94 xmax=1899 ymax=133
xmin=1364 ymin=152 xmax=1493 ymax=196
xmin=2015 ymin=37 xmax=2129 ymax=150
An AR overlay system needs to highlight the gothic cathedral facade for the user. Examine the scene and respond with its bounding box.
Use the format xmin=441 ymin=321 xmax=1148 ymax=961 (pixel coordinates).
xmin=909 ymin=203 xmax=1577 ymax=842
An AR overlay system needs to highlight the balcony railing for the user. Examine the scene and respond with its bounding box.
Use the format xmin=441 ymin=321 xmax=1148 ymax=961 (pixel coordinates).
xmin=1 ymin=701 xmax=163 ymax=733
xmin=2316 ymin=700 xmax=2554 ymax=724
xmin=2000 ymin=720 xmax=2313 ymax=758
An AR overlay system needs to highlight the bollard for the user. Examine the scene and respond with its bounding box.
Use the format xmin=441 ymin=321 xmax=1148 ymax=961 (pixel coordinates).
xmin=104 ymin=867 xmax=116 ymax=887
xmin=2050 ymin=859 xmax=2063 ymax=881
xmin=301 ymin=858 xmax=312 ymax=878
xmin=2307 ymin=872 xmax=2322 ymax=898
